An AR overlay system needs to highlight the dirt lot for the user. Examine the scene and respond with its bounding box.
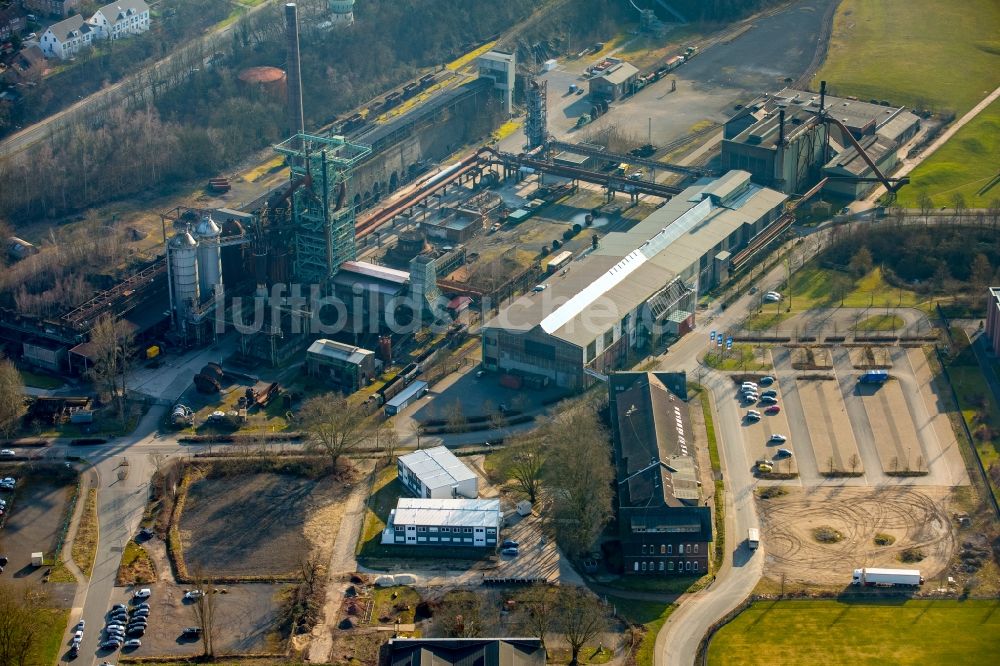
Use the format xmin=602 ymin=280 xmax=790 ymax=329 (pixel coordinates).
xmin=0 ymin=463 xmax=76 ymax=585
xmin=797 ymin=379 xmax=863 ymax=475
xmin=179 ymin=471 xmax=345 ymax=578
xmin=758 ymin=486 xmax=956 ymax=586
xmin=857 ymin=380 xmax=928 ymax=474
xmin=106 ymin=582 xmax=286 ymax=657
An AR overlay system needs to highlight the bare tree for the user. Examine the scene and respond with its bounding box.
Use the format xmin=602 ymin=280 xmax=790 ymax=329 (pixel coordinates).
xmin=372 ymin=421 xmax=399 ymax=466
xmin=848 ymin=454 xmax=860 ymax=475
xmin=88 ymin=313 xmax=135 ymax=424
xmin=299 ymin=393 xmax=370 ymax=470
xmin=951 ymin=192 xmax=967 ymax=223
xmin=556 ymin=586 xmax=610 ymax=665
xmin=517 ymin=584 xmax=557 ymax=650
xmin=542 ymin=402 xmax=614 ymax=557
xmin=0 ymin=356 xmax=26 ymax=439
xmin=503 ymin=436 xmax=545 ymax=503
xmin=917 ymin=192 xmax=933 ymax=226
xmin=446 ymin=399 xmax=467 ymax=434
xmin=189 ymin=569 xmax=219 ymax=657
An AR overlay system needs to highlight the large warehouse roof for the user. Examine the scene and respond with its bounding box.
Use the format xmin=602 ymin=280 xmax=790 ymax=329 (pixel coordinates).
xmin=399 ymin=446 xmax=477 ymax=491
xmin=391 ymin=498 xmax=500 ymax=528
xmin=484 ymin=171 xmax=786 ymax=347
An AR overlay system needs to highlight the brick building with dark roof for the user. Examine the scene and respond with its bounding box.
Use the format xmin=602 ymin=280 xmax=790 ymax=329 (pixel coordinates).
xmin=609 ymin=371 xmax=713 ymax=575
xmin=380 ymin=638 xmax=545 ymax=666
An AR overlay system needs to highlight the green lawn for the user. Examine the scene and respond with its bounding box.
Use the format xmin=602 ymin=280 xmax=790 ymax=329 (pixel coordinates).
xmin=708 ymin=599 xmax=1000 ymax=665
xmin=896 ymin=97 xmax=1000 ymax=208
xmin=787 ymin=264 xmax=926 ymax=312
xmin=356 ymin=465 xmax=401 ymax=556
xmin=18 ymin=368 xmax=64 ymax=390
xmin=705 ymin=344 xmax=772 ymax=372
xmin=607 ymin=597 xmax=676 ymax=666
xmin=815 ymin=0 xmax=1000 ymax=115
xmin=32 ymin=608 xmax=70 ymax=666
xmin=946 ymin=363 xmax=1000 ymax=500
xmin=856 ymin=313 xmax=905 ymax=331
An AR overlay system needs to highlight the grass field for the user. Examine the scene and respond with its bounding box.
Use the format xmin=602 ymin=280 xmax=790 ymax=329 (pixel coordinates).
xmin=32 ymin=608 xmax=70 ymax=666
xmin=815 ymin=0 xmax=1000 ymax=115
xmin=607 ymin=597 xmax=676 ymax=666
xmin=71 ymin=488 xmax=98 ymax=577
xmin=708 ymin=599 xmax=1000 ymax=665
xmin=117 ymin=539 xmax=156 ymax=585
xmin=856 ymin=313 xmax=905 ymax=331
xmin=896 ymin=98 xmax=1000 ymax=208
xmin=946 ymin=360 xmax=1000 ymax=500
xmin=784 ymin=264 xmax=927 ymax=313
xmin=705 ymin=343 xmax=772 ymax=371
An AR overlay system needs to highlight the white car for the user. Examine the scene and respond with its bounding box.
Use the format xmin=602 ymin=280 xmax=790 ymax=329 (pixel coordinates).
xmin=184 ymin=589 xmax=204 ymax=600
xmin=0 ymin=449 xmax=15 ymax=458
xmin=769 ymin=434 xmax=787 ymax=443
xmin=134 ymin=588 xmax=152 ymax=599
xmin=763 ymin=291 xmax=782 ymax=303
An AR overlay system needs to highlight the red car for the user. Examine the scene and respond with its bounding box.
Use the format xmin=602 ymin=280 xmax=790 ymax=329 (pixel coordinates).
xmin=765 ymin=405 xmax=781 ymax=414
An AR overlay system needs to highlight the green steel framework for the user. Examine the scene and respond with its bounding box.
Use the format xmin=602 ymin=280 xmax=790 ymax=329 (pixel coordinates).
xmin=274 ymin=132 xmax=372 ymax=285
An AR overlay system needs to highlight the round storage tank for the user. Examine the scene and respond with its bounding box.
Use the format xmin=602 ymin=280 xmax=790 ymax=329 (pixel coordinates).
xmin=194 ymin=215 xmax=223 ymax=298
xmin=169 ymin=229 xmax=200 ymax=321
xmin=329 ymin=0 xmax=355 ymax=24
xmin=238 ymin=66 xmax=287 ymax=101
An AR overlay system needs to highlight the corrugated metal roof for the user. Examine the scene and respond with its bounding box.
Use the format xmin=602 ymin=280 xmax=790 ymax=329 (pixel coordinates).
xmin=307 ymin=339 xmax=373 ymax=365
xmin=391 ymin=498 xmax=501 ymax=528
xmin=399 ymin=446 xmax=477 ymax=491
xmin=339 ymin=260 xmax=410 ymax=284
xmin=386 ymin=381 xmax=429 ymax=409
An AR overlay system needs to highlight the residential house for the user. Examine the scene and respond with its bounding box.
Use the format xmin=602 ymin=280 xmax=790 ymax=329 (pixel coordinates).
xmin=0 ymin=5 xmax=26 ymax=41
xmin=23 ymin=0 xmax=81 ymax=19
xmin=87 ymin=0 xmax=149 ymax=41
xmin=4 ymin=44 xmax=46 ymax=83
xmin=39 ymin=14 xmax=91 ymax=59
xmin=609 ymin=372 xmax=713 ymax=575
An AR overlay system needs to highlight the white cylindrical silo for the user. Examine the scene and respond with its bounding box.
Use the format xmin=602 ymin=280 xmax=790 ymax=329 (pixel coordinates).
xmin=195 ymin=214 xmax=223 ymax=299
xmin=169 ymin=229 xmax=200 ymax=322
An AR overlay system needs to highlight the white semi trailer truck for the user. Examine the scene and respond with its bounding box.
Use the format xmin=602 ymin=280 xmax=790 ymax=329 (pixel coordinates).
xmin=852 ymin=567 xmax=923 ymax=587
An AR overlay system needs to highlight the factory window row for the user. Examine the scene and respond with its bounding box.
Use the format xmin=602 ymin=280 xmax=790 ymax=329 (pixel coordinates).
xmin=641 ymin=543 xmax=699 ymax=555
xmin=636 ymin=560 xmax=699 ymax=573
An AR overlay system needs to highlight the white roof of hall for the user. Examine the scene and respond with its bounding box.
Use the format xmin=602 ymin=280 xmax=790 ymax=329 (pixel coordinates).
xmin=399 ymin=446 xmax=477 ymax=490
xmin=484 ymin=171 xmax=787 ymax=347
xmin=392 ymin=498 xmax=500 ymax=528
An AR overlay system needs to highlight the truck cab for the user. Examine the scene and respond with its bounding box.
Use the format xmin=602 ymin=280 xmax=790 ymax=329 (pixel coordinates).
xmin=748 ymin=528 xmax=760 ymax=550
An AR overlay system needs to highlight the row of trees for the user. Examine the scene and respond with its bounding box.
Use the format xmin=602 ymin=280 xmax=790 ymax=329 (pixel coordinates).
xmin=0 ymin=355 xmax=25 ymax=439
xmin=435 ymin=584 xmax=611 ymax=664
xmin=0 ymin=582 xmax=48 ymax=666
xmin=497 ymin=398 xmax=615 ymax=558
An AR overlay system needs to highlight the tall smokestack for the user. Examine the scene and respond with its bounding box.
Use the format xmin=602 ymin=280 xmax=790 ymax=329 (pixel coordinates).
xmin=285 ymin=3 xmax=305 ymax=141
xmin=778 ymin=108 xmax=785 ymax=146
xmin=819 ymin=80 xmax=826 ymax=114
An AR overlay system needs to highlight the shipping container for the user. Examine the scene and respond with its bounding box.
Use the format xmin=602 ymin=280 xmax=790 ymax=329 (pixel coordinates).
xmin=546 ymin=250 xmax=573 ymax=273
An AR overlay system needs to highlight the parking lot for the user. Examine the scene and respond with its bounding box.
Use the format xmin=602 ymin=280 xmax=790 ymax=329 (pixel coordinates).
xmin=796 ymin=379 xmax=864 ymax=475
xmin=97 ymin=582 xmax=285 ymax=657
xmin=0 ymin=463 xmax=77 ymax=586
xmin=735 ymin=380 xmax=798 ymax=477
xmin=485 ymin=511 xmax=559 ymax=584
xmin=857 ymin=378 xmax=927 ymax=474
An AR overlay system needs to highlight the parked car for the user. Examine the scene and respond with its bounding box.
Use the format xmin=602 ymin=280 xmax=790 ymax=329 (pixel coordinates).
xmin=110 ymin=603 xmax=127 ymax=612
xmin=100 ymin=639 xmax=122 ymax=650
xmin=0 ymin=450 xmax=15 ymax=458
xmin=124 ymin=639 xmax=142 ymax=648
xmin=746 ymin=412 xmax=761 ymax=423
xmin=184 ymin=589 xmax=204 ymax=600
xmin=501 ymin=547 xmax=519 ymax=556
xmin=182 ymin=626 xmax=202 ymax=636
xmin=501 ymin=539 xmax=519 ymax=549
xmin=765 ymin=405 xmax=781 ymax=414
xmin=769 ymin=434 xmax=787 ymax=443
xmin=775 ymin=448 xmax=793 ymax=459
xmin=743 ymin=393 xmax=759 ymax=403
xmin=74 ymin=620 xmax=85 ymax=631
xmin=759 ymin=396 xmax=777 ymax=405
xmin=131 ymin=609 xmax=150 ymax=619
xmin=133 ymin=588 xmax=152 ymax=599
xmin=68 ymin=644 xmax=79 ymax=658
xmin=126 ymin=627 xmax=144 ymax=637
xmin=763 ymin=291 xmax=781 ymax=303
xmin=134 ymin=602 xmax=150 ymax=610
xmin=760 ymin=376 xmax=775 ymax=386
xmin=761 ymin=389 xmax=778 ymax=398
xmin=72 ymin=629 xmax=84 ymax=642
